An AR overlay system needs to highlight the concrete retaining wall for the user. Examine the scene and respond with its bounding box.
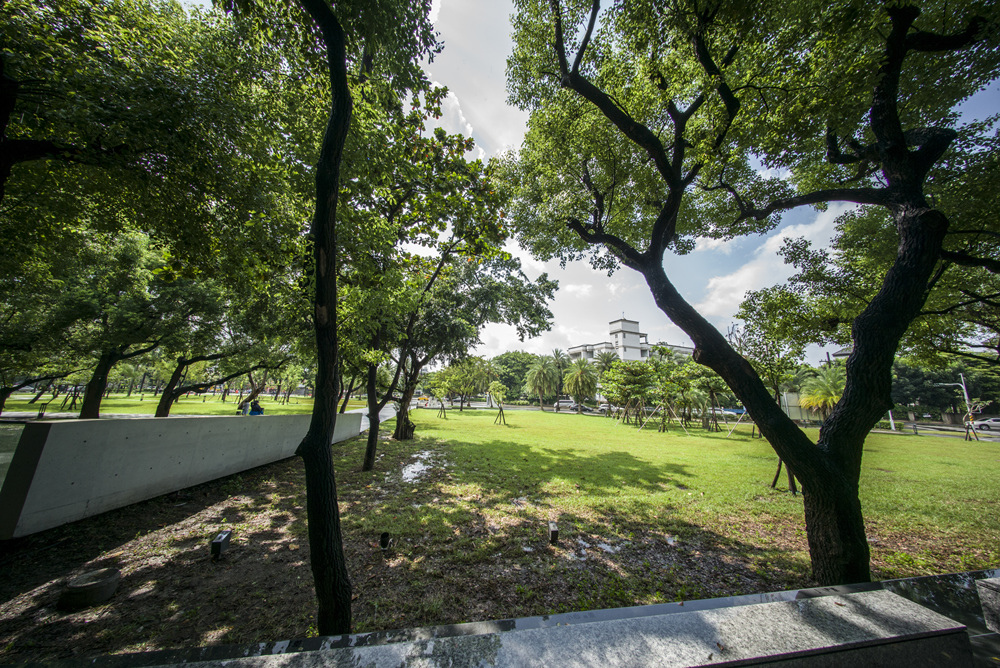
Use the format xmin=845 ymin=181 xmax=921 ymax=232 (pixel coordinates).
xmin=0 ymin=413 xmax=362 ymax=539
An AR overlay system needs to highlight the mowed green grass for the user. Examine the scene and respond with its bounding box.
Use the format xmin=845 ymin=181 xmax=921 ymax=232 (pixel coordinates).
xmin=378 ymin=408 xmax=999 ymax=582
xmin=2 ymin=394 xmax=368 ymax=416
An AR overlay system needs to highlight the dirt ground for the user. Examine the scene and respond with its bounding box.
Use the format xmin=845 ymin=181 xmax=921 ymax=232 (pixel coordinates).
xmin=0 ymin=430 xmax=815 ymax=663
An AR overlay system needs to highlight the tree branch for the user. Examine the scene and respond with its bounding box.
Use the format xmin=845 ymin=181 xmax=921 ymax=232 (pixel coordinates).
xmin=907 ymin=16 xmax=987 ymax=52
xmin=566 ymin=217 xmax=644 ymax=268
xmin=940 ymin=249 xmax=1000 ymax=274
xmin=571 ymin=0 xmax=601 ymax=75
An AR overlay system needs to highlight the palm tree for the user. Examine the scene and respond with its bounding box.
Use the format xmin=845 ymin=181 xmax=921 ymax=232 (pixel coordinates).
xmin=594 ymin=350 xmax=619 ymax=377
xmin=525 ymin=356 xmax=559 ymax=411
xmin=563 ymin=359 xmax=598 ymax=413
xmin=800 ymin=364 xmax=846 ymax=419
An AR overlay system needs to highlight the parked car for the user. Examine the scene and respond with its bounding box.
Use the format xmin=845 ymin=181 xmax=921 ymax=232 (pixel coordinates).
xmin=553 ymin=400 xmax=575 ymax=410
xmin=556 ymin=402 xmax=593 ymax=412
xmin=972 ymin=417 xmax=1000 ymax=431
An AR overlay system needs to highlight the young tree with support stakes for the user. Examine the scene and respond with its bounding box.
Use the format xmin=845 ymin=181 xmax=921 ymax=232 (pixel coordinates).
xmin=489 ymin=380 xmax=508 ymax=425
xmin=492 ymin=351 xmax=538 ymax=401
xmin=506 ymin=0 xmax=999 ymax=584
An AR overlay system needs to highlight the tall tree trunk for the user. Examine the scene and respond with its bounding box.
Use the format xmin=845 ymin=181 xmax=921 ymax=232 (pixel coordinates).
xmin=362 ymin=363 xmax=380 ymax=471
xmin=0 ymin=387 xmax=11 ymax=415
xmin=155 ymin=358 xmax=188 ymax=418
xmin=641 ymin=262 xmax=874 ymax=585
xmin=393 ymin=369 xmax=420 ymax=440
xmin=80 ymin=351 xmax=119 ymax=419
xmin=295 ymin=0 xmax=353 ymax=635
xmin=28 ymin=382 xmax=50 ymax=404
xmin=339 ymin=374 xmax=359 ymax=413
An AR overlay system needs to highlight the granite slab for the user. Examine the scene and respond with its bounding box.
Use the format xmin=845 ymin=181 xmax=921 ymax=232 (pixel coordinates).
xmin=141 ymin=590 xmax=970 ymax=668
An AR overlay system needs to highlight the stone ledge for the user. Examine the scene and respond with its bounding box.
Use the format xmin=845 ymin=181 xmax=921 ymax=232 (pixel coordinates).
xmin=148 ymin=590 xmax=971 ymax=668
xmin=977 ymin=578 xmax=1000 ymax=633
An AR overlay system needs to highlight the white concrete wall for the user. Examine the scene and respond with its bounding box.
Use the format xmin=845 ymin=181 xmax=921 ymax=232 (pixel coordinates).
xmin=0 ymin=413 xmax=362 ymax=539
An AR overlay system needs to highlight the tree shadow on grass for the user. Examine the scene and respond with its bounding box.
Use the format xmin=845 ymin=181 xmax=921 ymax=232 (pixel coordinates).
xmin=0 ymin=455 xmax=315 ymax=663
xmin=0 ymin=429 xmax=813 ymax=663
xmin=345 ymin=434 xmax=813 ymax=633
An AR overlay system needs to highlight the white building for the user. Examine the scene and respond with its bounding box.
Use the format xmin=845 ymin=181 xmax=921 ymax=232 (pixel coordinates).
xmin=568 ymin=318 xmax=653 ymax=362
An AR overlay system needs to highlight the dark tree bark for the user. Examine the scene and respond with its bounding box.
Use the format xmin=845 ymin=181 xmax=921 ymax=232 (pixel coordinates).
xmin=28 ymin=382 xmax=50 ymax=404
xmin=80 ymin=341 xmax=159 ymax=418
xmin=0 ymin=59 xmax=127 ymax=207
xmin=154 ymin=352 xmax=272 ymax=418
xmin=393 ymin=358 xmax=421 ymax=440
xmin=80 ymin=351 xmax=118 ymax=419
xmin=362 ymin=363 xmax=381 ymax=471
xmin=362 ymin=355 xmax=403 ymax=471
xmin=339 ymin=374 xmax=359 ymax=413
xmin=0 ymin=372 xmax=72 ymax=416
xmin=294 ymin=0 xmax=354 ymax=636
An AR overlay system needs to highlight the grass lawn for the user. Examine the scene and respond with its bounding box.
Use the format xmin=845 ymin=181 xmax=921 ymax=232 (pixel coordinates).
xmin=2 ymin=394 xmax=369 ymax=416
xmin=0 ymin=407 xmax=996 ymax=661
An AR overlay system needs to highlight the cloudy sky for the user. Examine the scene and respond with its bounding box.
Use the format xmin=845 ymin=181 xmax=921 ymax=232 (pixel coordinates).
xmin=422 ymin=0 xmax=999 ymax=364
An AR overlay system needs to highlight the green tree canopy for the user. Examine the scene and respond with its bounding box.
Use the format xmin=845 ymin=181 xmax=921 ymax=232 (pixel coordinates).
xmin=505 ymin=0 xmax=1000 ymax=584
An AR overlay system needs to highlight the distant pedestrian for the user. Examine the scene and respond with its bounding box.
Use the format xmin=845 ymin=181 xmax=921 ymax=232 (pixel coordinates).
xmin=240 ymin=399 xmax=250 ymax=416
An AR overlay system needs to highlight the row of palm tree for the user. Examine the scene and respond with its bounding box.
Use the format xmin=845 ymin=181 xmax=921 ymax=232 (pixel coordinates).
xmin=512 ymin=346 xmax=845 ymax=420
xmin=525 ymin=349 xmax=601 ymax=412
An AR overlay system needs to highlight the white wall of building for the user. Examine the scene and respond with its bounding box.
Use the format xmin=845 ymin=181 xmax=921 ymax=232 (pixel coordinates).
xmin=569 ymin=318 xmax=652 ymax=362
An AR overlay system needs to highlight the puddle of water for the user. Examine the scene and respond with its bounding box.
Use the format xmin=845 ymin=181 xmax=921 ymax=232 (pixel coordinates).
xmin=401 ymin=451 xmax=434 ymax=483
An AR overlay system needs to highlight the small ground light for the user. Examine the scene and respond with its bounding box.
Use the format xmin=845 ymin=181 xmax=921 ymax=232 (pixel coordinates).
xmin=549 ymin=522 xmax=559 ymax=544
xmin=211 ymin=530 xmax=232 ymax=560
xmin=380 ymin=531 xmax=392 ymax=556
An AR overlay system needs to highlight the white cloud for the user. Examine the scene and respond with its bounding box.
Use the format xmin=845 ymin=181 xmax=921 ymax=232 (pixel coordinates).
xmin=429 ymin=0 xmax=442 ymax=24
xmin=422 ymin=0 xmax=530 ymax=159
xmin=434 ymin=88 xmax=474 ymax=137
xmin=563 ymin=284 xmax=592 ymax=297
xmin=607 ymin=278 xmax=642 ymax=296
xmin=504 ymin=239 xmax=546 ymax=275
xmin=694 ymin=203 xmax=853 ymax=318
xmin=693 ymin=237 xmax=732 ymax=254
xmin=756 ymin=166 xmax=791 ymax=180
